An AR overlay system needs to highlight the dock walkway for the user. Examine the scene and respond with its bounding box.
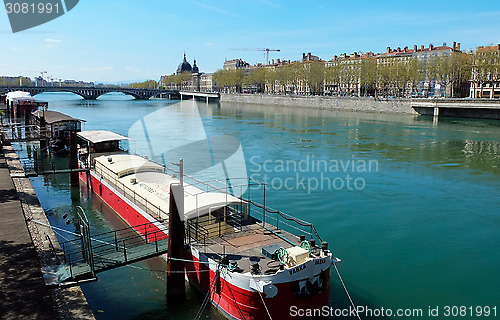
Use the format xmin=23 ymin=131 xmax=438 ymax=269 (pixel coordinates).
xmin=0 ymin=151 xmax=57 ymax=319
xmin=0 ymin=144 xmax=95 ymax=320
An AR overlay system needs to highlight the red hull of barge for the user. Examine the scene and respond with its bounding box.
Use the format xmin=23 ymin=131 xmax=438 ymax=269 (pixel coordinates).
xmin=79 ymin=169 xmax=332 ymax=320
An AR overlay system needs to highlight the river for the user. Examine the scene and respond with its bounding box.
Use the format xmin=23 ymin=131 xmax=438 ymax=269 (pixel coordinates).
xmin=21 ymin=92 xmax=500 ymax=319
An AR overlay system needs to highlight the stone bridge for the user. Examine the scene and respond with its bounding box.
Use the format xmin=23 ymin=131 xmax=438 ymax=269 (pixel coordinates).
xmin=0 ymin=85 xmax=179 ymax=100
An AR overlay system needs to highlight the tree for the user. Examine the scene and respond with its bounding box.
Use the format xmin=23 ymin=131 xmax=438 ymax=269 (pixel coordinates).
xmin=473 ymin=49 xmax=500 ymax=98
xmin=325 ymin=63 xmax=341 ymax=94
xmin=244 ymin=67 xmax=267 ymax=93
xmin=178 ymin=71 xmax=193 ymax=90
xmin=304 ymin=61 xmax=325 ymax=95
xmin=265 ymin=67 xmax=279 ymax=94
xmin=129 ymin=80 xmax=157 ymax=89
xmin=360 ymin=58 xmax=377 ymax=96
xmin=213 ymin=69 xmax=245 ymax=93
xmin=407 ymin=57 xmax=424 ymax=96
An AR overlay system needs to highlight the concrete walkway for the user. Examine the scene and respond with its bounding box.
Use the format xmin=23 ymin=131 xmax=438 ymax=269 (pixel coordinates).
xmin=0 ymin=151 xmax=57 ymax=319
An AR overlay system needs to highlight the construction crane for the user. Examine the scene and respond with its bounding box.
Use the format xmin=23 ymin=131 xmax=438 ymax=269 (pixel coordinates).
xmin=228 ymin=48 xmax=281 ymax=65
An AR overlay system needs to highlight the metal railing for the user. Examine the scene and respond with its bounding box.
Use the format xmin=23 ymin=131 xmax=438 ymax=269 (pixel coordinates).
xmin=5 ymin=124 xmax=50 ymax=142
xmin=185 ymin=206 xmax=245 ymax=244
xmin=248 ymin=201 xmax=323 ymax=245
xmin=94 ymin=164 xmax=167 ymax=220
xmin=60 ymin=220 xmax=168 ymax=279
xmin=21 ymin=157 xmax=84 ymax=175
xmin=93 ymin=154 xmax=325 ymax=249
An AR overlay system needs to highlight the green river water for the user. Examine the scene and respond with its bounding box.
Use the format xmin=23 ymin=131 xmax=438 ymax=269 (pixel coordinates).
xmin=19 ymin=92 xmax=499 ymax=319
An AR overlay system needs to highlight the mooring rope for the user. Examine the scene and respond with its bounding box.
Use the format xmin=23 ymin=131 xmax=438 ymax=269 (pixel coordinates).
xmin=125 ymin=264 xmax=210 ymax=274
xmin=28 ymin=219 xmax=81 ymax=237
xmin=333 ymin=263 xmax=362 ymax=320
xmin=51 ymin=228 xmax=73 ymax=242
xmin=250 ymin=273 xmax=273 ymax=320
xmin=194 ymin=264 xmax=220 ymax=320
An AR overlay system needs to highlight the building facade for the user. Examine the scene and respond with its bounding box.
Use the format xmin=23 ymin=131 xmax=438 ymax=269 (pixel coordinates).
xmin=470 ymin=45 xmax=500 ymax=99
xmin=324 ymin=42 xmax=468 ymax=98
xmin=160 ymin=53 xmax=215 ymax=92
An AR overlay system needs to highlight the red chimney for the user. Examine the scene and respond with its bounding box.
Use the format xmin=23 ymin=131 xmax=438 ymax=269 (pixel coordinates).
xmin=430 ymin=44 xmax=434 ymax=50
xmin=453 ymin=41 xmax=456 ymax=50
xmin=421 ymin=45 xmax=425 ymax=51
xmin=277 ymin=59 xmax=281 ymax=64
xmin=443 ymin=42 xmax=447 ymax=47
xmin=457 ymin=43 xmax=461 ymax=50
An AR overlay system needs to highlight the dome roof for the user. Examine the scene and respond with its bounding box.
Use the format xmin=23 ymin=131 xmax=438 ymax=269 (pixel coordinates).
xmin=192 ymin=59 xmax=199 ymax=73
xmin=177 ymin=53 xmax=192 ymax=74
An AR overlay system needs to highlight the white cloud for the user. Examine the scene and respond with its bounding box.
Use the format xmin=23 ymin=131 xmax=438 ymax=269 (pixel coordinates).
xmin=44 ymin=38 xmax=62 ymax=43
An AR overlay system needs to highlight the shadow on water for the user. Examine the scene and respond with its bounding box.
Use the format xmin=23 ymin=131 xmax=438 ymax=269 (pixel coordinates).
xmin=331 ymin=280 xmax=391 ymax=320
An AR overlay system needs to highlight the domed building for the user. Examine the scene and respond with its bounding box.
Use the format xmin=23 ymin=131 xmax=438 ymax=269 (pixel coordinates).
xmin=192 ymin=59 xmax=199 ymax=73
xmin=177 ymin=53 xmax=193 ymax=74
xmin=161 ymin=53 xmax=214 ymax=92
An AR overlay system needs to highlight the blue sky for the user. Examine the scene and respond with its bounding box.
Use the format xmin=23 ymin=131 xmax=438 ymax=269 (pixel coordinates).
xmin=1 ymin=0 xmax=500 ymax=83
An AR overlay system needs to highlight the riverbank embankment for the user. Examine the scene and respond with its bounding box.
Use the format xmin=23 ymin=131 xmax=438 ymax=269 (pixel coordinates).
xmin=221 ymin=93 xmax=418 ymax=114
xmin=0 ymin=140 xmax=95 ymax=320
xmin=221 ymin=94 xmax=500 ymax=120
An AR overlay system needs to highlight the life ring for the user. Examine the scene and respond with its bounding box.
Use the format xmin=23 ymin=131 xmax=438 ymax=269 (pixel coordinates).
xmin=300 ymin=240 xmax=312 ymax=254
xmin=275 ymin=247 xmax=289 ymax=265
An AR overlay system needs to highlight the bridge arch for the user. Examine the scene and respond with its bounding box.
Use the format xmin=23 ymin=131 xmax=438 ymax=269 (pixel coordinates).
xmin=111 ymin=90 xmax=144 ymax=100
xmin=1 ymin=85 xmax=175 ymax=100
xmin=32 ymin=88 xmax=87 ymax=99
xmin=29 ymin=88 xmax=146 ymax=100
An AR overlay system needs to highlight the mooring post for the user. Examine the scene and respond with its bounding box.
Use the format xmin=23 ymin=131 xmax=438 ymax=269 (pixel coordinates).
xmin=69 ymin=131 xmax=79 ymax=187
xmin=166 ymin=183 xmax=185 ymax=301
xmin=433 ymin=107 xmax=439 ymax=125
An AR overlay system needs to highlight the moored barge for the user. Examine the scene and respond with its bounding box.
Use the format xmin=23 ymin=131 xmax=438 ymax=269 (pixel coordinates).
xmin=77 ymin=130 xmax=340 ymax=320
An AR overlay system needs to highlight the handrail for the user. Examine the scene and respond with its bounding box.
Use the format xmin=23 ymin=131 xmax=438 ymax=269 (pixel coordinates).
xmin=94 ymin=154 xmax=324 ymax=248
xmin=60 ymin=218 xmax=170 ymax=278
xmin=245 ymin=199 xmax=323 ymax=243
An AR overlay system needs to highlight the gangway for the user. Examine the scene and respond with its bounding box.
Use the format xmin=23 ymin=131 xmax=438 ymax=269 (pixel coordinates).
xmin=59 ymin=207 xmax=169 ymax=281
xmin=21 ymin=158 xmax=89 ymax=177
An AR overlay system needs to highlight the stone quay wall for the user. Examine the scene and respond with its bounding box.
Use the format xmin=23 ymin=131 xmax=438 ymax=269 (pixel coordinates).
xmin=220 ymin=93 xmax=418 ymax=115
